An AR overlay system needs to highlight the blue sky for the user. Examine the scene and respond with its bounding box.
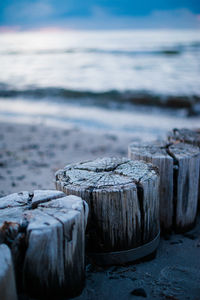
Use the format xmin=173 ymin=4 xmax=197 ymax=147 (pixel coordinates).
xmin=0 ymin=0 xmax=200 ymax=29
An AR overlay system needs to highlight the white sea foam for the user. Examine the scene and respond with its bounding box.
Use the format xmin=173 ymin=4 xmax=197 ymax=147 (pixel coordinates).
xmin=0 ymin=30 xmax=199 ymax=95
xmin=0 ymin=30 xmax=200 ymax=131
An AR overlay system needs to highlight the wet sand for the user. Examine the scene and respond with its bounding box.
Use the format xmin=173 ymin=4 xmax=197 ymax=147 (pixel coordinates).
xmin=0 ymin=121 xmax=200 ymax=300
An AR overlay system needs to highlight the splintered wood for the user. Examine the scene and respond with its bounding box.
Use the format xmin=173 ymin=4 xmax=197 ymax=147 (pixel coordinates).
xmin=0 ymin=190 xmax=88 ymax=299
xmin=55 ymin=157 xmax=160 ymax=256
xmin=0 ymin=244 xmax=17 ymax=300
xmin=128 ymin=141 xmax=200 ymax=232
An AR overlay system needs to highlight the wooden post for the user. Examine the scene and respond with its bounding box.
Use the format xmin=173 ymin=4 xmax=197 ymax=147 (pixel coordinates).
xmin=168 ymin=128 xmax=200 ymax=147
xmin=55 ymin=157 xmax=160 ymax=265
xmin=0 ymin=244 xmax=17 ymax=300
xmin=128 ymin=141 xmax=200 ymax=232
xmin=168 ymin=128 xmax=200 ymax=205
xmin=0 ymin=190 xmax=88 ymax=299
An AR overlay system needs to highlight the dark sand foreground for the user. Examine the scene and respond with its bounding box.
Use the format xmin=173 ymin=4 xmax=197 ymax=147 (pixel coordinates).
xmin=0 ymin=121 xmax=200 ymax=300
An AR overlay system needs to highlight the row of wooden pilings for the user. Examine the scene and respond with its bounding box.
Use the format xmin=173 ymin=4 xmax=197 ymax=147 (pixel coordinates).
xmin=0 ymin=128 xmax=200 ymax=300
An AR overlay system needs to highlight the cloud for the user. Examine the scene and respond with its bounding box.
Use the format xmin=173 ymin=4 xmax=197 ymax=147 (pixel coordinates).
xmin=4 ymin=1 xmax=54 ymax=23
xmin=62 ymin=8 xmax=200 ymax=29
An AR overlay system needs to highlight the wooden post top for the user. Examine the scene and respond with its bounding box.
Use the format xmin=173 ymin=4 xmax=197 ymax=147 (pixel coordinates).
xmin=0 ymin=190 xmax=88 ymax=242
xmin=129 ymin=141 xmax=200 ymax=160
xmin=168 ymin=128 xmax=200 ymax=147
xmin=55 ymin=157 xmax=159 ymax=192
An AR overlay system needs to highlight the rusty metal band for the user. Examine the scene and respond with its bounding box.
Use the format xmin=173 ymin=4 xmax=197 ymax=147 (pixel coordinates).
xmin=88 ymin=231 xmax=160 ymax=265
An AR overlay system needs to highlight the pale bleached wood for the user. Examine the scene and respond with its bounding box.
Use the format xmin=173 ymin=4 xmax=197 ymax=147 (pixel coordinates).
xmin=0 ymin=190 xmax=88 ymax=299
xmin=128 ymin=141 xmax=200 ymax=232
xmin=168 ymin=143 xmax=200 ymax=231
xmin=55 ymin=157 xmax=160 ymax=255
xmin=0 ymin=244 xmax=17 ymax=300
xmin=168 ymin=128 xmax=200 ymax=205
xmin=128 ymin=141 xmax=173 ymax=231
xmin=168 ymin=128 xmax=200 ymax=147
xmin=128 ymin=141 xmax=173 ymax=232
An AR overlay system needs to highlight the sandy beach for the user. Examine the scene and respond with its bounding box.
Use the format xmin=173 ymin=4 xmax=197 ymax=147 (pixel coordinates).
xmin=0 ymin=9 xmax=200 ymax=299
xmin=0 ymin=121 xmax=137 ymax=197
xmin=0 ymin=120 xmax=200 ymax=300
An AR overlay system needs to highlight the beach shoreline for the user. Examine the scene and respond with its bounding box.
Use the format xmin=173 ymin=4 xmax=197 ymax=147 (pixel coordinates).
xmin=0 ymin=121 xmax=137 ymax=197
xmin=0 ymin=120 xmax=200 ymax=300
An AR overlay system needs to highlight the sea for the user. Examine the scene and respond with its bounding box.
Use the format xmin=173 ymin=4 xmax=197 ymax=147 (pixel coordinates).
xmin=0 ymin=29 xmax=200 ymax=135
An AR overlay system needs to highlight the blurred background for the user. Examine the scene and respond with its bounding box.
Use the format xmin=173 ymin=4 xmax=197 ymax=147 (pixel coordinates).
xmin=0 ymin=0 xmax=200 ymax=134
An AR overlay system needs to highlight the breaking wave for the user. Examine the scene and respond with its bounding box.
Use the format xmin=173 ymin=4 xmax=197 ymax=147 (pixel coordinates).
xmin=0 ymin=84 xmax=199 ymax=110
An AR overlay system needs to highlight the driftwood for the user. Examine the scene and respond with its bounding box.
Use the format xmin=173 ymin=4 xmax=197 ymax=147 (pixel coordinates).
xmin=0 ymin=244 xmax=17 ymax=300
xmin=0 ymin=190 xmax=88 ymax=299
xmin=128 ymin=141 xmax=200 ymax=232
xmin=55 ymin=157 xmax=160 ymax=264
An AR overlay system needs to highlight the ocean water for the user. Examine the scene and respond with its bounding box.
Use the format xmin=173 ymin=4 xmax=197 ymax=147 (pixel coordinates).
xmin=0 ymin=29 xmax=200 ymax=133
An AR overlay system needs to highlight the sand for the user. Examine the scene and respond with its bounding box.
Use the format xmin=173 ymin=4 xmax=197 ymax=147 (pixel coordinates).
xmin=0 ymin=121 xmax=138 ymax=197
xmin=0 ymin=121 xmax=200 ymax=300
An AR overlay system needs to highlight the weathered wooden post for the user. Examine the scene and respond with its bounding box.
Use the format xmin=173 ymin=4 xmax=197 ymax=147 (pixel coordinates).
xmin=0 ymin=190 xmax=88 ymax=299
xmin=128 ymin=141 xmax=200 ymax=232
xmin=168 ymin=128 xmax=200 ymax=205
xmin=168 ymin=128 xmax=200 ymax=147
xmin=55 ymin=157 xmax=160 ymax=265
xmin=0 ymin=244 xmax=17 ymax=300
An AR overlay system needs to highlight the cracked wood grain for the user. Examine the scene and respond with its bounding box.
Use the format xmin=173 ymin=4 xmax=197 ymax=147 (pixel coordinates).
xmin=0 ymin=190 xmax=88 ymax=299
xmin=55 ymin=157 xmax=160 ymax=254
xmin=128 ymin=141 xmax=200 ymax=232
xmin=168 ymin=128 xmax=200 ymax=206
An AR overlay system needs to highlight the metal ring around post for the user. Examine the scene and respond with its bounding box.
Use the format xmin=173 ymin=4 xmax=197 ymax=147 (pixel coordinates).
xmin=88 ymin=231 xmax=160 ymax=266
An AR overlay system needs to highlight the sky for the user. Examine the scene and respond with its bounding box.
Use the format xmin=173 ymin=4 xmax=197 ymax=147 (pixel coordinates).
xmin=0 ymin=0 xmax=200 ymax=30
